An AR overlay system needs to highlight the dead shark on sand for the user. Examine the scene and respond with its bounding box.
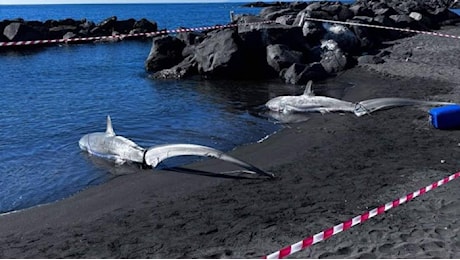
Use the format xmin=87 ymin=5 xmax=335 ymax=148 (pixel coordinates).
xmin=79 ymin=116 xmax=273 ymax=178
xmin=266 ymin=80 xmax=454 ymax=118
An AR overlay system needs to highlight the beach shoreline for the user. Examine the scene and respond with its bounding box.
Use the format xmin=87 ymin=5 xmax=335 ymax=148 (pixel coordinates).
xmin=2 ymin=26 xmax=460 ymax=258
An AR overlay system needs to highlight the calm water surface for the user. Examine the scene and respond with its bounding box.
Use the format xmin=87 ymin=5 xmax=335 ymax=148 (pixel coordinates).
xmin=0 ymin=3 xmax=284 ymax=213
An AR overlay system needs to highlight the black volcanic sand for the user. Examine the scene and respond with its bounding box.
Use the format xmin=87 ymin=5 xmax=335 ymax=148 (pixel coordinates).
xmin=2 ymin=26 xmax=460 ymax=258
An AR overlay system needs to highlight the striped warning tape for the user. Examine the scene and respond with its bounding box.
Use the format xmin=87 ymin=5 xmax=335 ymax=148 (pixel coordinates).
xmin=264 ymin=172 xmax=460 ymax=259
xmin=0 ymin=20 xmax=274 ymax=47
xmin=302 ymin=16 xmax=460 ymax=40
xmin=3 ymin=16 xmax=459 ymax=48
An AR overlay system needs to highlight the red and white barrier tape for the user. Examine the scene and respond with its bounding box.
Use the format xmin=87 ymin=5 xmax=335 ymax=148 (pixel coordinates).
xmin=3 ymin=16 xmax=460 ymax=48
xmin=303 ymin=16 xmax=460 ymax=40
xmin=264 ymin=172 xmax=460 ymax=259
xmin=0 ymin=21 xmax=274 ymax=47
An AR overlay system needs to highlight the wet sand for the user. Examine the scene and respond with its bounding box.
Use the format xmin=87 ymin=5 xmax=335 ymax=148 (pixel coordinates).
xmin=2 ymin=26 xmax=460 ymax=258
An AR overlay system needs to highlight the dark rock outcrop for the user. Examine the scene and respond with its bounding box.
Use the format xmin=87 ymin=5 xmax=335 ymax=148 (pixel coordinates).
xmin=266 ymin=44 xmax=305 ymax=73
xmin=3 ymin=22 xmax=45 ymax=41
xmin=145 ymin=35 xmax=186 ymax=72
xmin=319 ymin=40 xmax=348 ymax=74
xmin=242 ymin=1 xmax=286 ymax=8
xmin=0 ymin=16 xmax=158 ymax=46
xmin=281 ymin=62 xmax=329 ymax=84
xmin=144 ymin=0 xmax=459 ymax=84
xmin=193 ymin=29 xmax=246 ymax=79
xmin=131 ymin=18 xmax=158 ymax=34
xmin=151 ymin=55 xmax=197 ymax=79
xmin=323 ymin=23 xmax=359 ymax=53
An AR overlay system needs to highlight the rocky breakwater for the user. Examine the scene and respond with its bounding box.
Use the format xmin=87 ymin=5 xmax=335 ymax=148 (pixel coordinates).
xmin=146 ymin=0 xmax=460 ymax=84
xmin=0 ymin=16 xmax=158 ymax=46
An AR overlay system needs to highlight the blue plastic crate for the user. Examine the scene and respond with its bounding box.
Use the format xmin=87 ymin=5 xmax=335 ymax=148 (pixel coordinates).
xmin=430 ymin=105 xmax=460 ymax=130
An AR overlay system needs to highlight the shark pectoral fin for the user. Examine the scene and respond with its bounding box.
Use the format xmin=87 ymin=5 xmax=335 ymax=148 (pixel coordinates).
xmin=114 ymin=157 xmax=126 ymax=165
xmin=303 ymin=80 xmax=315 ymax=96
xmin=318 ymin=107 xmax=331 ymax=115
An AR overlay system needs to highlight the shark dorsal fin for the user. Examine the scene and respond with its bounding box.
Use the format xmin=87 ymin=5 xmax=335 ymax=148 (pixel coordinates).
xmin=303 ymin=80 xmax=314 ymax=96
xmin=106 ymin=115 xmax=115 ymax=136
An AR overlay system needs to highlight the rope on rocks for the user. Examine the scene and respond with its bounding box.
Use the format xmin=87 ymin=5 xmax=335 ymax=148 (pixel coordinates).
xmin=301 ymin=16 xmax=460 ymax=40
xmin=264 ymin=172 xmax=460 ymax=259
xmin=3 ymin=15 xmax=460 ymax=48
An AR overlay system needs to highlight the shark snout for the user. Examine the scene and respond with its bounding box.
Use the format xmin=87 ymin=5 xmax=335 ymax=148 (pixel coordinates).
xmin=265 ymin=99 xmax=284 ymax=113
xmin=78 ymin=134 xmax=90 ymax=151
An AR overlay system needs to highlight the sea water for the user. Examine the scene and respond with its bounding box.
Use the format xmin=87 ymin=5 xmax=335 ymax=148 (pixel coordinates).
xmin=0 ymin=3 xmax=283 ymax=213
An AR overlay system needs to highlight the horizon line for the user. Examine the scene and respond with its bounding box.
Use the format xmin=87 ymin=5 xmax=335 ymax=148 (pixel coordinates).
xmin=0 ymin=0 xmax=257 ymax=5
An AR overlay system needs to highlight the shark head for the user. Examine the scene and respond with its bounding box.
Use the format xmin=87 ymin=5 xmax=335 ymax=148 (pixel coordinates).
xmin=265 ymin=96 xmax=287 ymax=113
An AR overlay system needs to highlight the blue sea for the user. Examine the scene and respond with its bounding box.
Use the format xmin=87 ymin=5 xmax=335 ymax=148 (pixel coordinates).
xmin=0 ymin=3 xmax=286 ymax=214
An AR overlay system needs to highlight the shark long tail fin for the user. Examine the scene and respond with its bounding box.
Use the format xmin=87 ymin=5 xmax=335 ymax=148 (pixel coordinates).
xmin=354 ymin=98 xmax=455 ymax=117
xmin=144 ymin=144 xmax=274 ymax=178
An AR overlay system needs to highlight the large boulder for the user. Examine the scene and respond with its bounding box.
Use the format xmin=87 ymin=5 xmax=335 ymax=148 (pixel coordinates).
xmin=372 ymin=14 xmax=404 ymax=40
xmin=193 ymin=28 xmax=246 ymax=78
xmin=322 ymin=3 xmax=354 ymax=21
xmin=78 ymin=20 xmax=96 ymax=37
xmin=131 ymin=18 xmax=157 ymax=34
xmin=62 ymin=31 xmax=77 ymax=40
xmin=237 ymin=30 xmax=276 ymax=78
xmin=49 ymin=25 xmax=78 ymax=39
xmin=3 ymin=22 xmax=45 ymax=41
xmin=302 ymin=20 xmax=326 ymax=45
xmin=266 ymin=44 xmax=305 ymax=73
xmin=57 ymin=18 xmax=80 ymax=26
xmin=145 ymin=35 xmax=186 ymax=72
xmin=24 ymin=20 xmax=49 ymax=37
xmin=239 ymin=23 xmax=307 ymax=52
xmin=114 ymin=19 xmax=136 ymax=34
xmin=263 ymin=8 xmax=298 ymax=21
xmin=98 ymin=16 xmax=117 ymax=30
xmin=349 ymin=3 xmax=374 ymax=17
xmin=305 ymin=2 xmax=322 ymax=12
xmin=90 ymin=16 xmax=117 ymax=36
xmin=319 ymin=40 xmax=348 ymax=74
xmin=275 ymin=14 xmax=297 ymax=26
xmin=289 ymin=1 xmax=309 ymax=11
xmin=281 ymin=62 xmax=329 ymax=85
xmin=348 ymin=17 xmax=380 ymax=50
xmin=151 ymin=55 xmax=197 ymax=79
xmin=232 ymin=14 xmax=267 ymax=24
xmin=238 ymin=23 xmax=309 ymax=78
xmin=176 ymin=31 xmax=205 ymax=57
xmin=259 ymin=6 xmax=286 ymax=19
xmin=322 ymin=23 xmax=359 ymax=53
